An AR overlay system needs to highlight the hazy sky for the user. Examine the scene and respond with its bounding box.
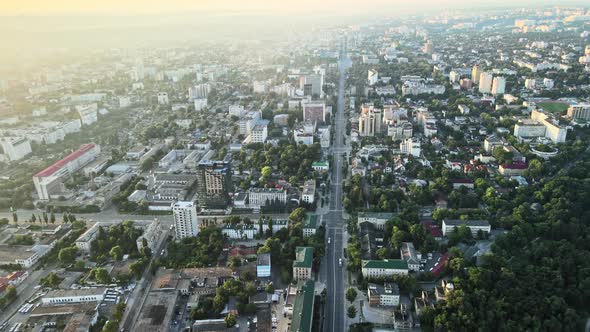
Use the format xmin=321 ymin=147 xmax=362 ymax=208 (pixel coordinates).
xmin=0 ymin=0 xmax=578 ymax=16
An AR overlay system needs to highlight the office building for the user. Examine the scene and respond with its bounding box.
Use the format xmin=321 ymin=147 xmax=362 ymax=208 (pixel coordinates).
xmin=300 ymin=73 xmax=324 ymax=98
xmin=173 ymin=201 xmax=199 ymax=239
xmin=250 ymin=120 xmax=269 ymax=143
xmin=442 ymin=219 xmax=491 ymax=237
xmin=248 ymin=188 xmax=287 ymax=208
xmin=301 ymin=179 xmax=316 ymax=204
xmin=196 ymin=161 xmax=232 ymax=209
xmin=292 ymin=247 xmax=313 ymax=281
xmin=514 ymin=110 xmax=566 ymax=143
xmin=471 ymin=64 xmax=481 ymax=83
xmin=478 ymin=72 xmax=494 ymax=94
xmin=491 ymin=76 xmax=506 ymax=95
xmin=42 ymin=288 xmax=107 ymax=305
xmin=359 ymin=104 xmax=382 ymax=136
xmin=33 ymin=143 xmax=100 ymax=200
xmin=567 ymin=103 xmax=590 ymax=121
xmin=0 ymin=137 xmax=32 ymax=162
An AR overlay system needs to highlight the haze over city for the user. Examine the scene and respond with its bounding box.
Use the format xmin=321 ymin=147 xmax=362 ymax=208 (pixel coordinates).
xmin=0 ymin=1 xmax=589 ymax=332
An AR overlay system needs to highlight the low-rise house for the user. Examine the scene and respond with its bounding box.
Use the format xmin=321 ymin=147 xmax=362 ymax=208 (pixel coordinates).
xmin=257 ymin=253 xmax=271 ymax=278
xmin=293 ymin=247 xmax=313 ymax=281
xmin=393 ymin=304 xmax=413 ymax=330
xmin=361 ymin=260 xmax=409 ymax=278
xmin=357 ymin=212 xmax=395 ymax=230
xmin=368 ymin=283 xmax=400 ymax=307
xmin=400 ymin=242 xmax=421 ymax=272
xmin=302 ymin=215 xmax=317 ymax=237
xmin=435 ymin=280 xmax=454 ymax=302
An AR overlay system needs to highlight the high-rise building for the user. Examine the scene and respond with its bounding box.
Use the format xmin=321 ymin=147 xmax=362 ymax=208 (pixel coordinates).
xmin=567 ymin=103 xmax=590 ymax=121
xmin=491 ymin=77 xmax=506 ymax=95
xmin=188 ymin=83 xmax=211 ymax=101
xmin=423 ymin=41 xmax=434 ymax=54
xmin=300 ymin=73 xmax=324 ymax=98
xmin=358 ymin=104 xmax=382 ymax=137
xmin=196 ymin=161 xmax=232 ymax=209
xmin=478 ymin=72 xmax=494 ymax=94
xmin=172 ymin=201 xmax=199 ymax=239
xmin=471 ymin=64 xmax=481 ymax=83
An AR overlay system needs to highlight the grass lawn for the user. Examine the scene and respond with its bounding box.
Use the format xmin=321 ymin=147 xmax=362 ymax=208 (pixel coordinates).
xmin=537 ymin=101 xmax=568 ymax=113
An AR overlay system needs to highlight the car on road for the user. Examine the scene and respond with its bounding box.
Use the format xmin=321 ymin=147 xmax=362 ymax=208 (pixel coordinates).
xmin=338 ymin=258 xmax=343 ymax=267
xmin=328 ymin=237 xmax=331 ymax=244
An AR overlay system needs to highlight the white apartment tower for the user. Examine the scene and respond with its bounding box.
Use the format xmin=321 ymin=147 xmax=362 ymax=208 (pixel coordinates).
xmin=359 ymin=104 xmax=383 ymax=137
xmin=471 ymin=64 xmax=481 ymax=83
xmin=172 ymin=201 xmax=199 ymax=239
xmin=478 ymin=72 xmax=494 ymax=94
xmin=491 ymin=77 xmax=506 ymax=95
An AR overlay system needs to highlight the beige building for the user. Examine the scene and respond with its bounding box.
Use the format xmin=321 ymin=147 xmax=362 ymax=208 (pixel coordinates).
xmin=359 ymin=104 xmax=382 ymax=136
xmin=292 ymin=247 xmax=313 ymax=281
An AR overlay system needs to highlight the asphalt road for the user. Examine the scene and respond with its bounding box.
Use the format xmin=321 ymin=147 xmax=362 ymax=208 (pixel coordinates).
xmin=323 ymin=49 xmax=351 ymax=332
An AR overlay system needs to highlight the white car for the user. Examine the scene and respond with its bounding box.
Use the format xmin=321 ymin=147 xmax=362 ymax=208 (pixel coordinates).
xmin=328 ymin=237 xmax=331 ymax=244
xmin=338 ymin=258 xmax=343 ymax=267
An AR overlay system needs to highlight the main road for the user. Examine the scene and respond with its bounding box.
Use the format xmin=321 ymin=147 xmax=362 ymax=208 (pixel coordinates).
xmin=322 ymin=47 xmax=351 ymax=332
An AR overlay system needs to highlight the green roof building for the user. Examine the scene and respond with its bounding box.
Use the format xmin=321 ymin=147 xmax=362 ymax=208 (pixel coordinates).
xmin=290 ymin=279 xmax=315 ymax=332
xmin=302 ymin=215 xmax=317 ymax=237
xmin=293 ymin=247 xmax=313 ymax=280
xmin=362 ymin=259 xmax=409 ymax=279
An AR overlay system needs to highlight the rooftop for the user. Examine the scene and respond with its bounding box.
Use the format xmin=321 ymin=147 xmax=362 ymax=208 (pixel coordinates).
xmin=290 ymin=279 xmax=315 ymax=332
xmin=293 ymin=247 xmax=313 ymax=268
xmin=443 ymin=219 xmax=490 ymax=227
xmin=34 ymin=144 xmax=96 ymax=178
xmin=44 ymin=287 xmax=107 ymax=299
xmin=303 ymin=215 xmax=317 ymax=229
xmin=358 ymin=212 xmax=396 ymax=220
xmin=257 ymin=253 xmax=271 ymax=266
xmin=362 ymin=259 xmax=409 ymax=270
xmin=173 ymin=201 xmax=195 ymax=208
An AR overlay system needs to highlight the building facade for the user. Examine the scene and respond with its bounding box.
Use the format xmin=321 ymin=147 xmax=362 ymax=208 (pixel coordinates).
xmin=173 ymin=201 xmax=199 ymax=239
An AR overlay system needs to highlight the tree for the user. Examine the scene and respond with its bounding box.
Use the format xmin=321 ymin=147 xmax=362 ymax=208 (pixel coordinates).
xmin=225 ymin=313 xmax=237 ymax=327
xmin=31 ymin=213 xmax=36 ymax=223
xmin=50 ymin=212 xmax=56 ymax=224
xmin=102 ymin=320 xmax=119 ymax=332
xmin=40 ymin=272 xmax=62 ymax=288
xmin=346 ymin=287 xmax=358 ymax=303
xmin=347 ymin=305 xmax=357 ymax=319
xmin=261 ymin=166 xmax=272 ymax=182
xmin=12 ymin=212 xmax=17 ymax=225
xmin=91 ymin=267 xmax=110 ymax=284
xmin=58 ymin=246 xmax=78 ymax=265
xmin=109 ymin=246 xmax=123 ymax=261
xmin=62 ymin=213 xmax=69 ymax=224
xmin=229 ymin=256 xmax=241 ymax=271
xmin=265 ymin=283 xmax=275 ymax=294
xmin=42 ymin=212 xmax=48 ymax=224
